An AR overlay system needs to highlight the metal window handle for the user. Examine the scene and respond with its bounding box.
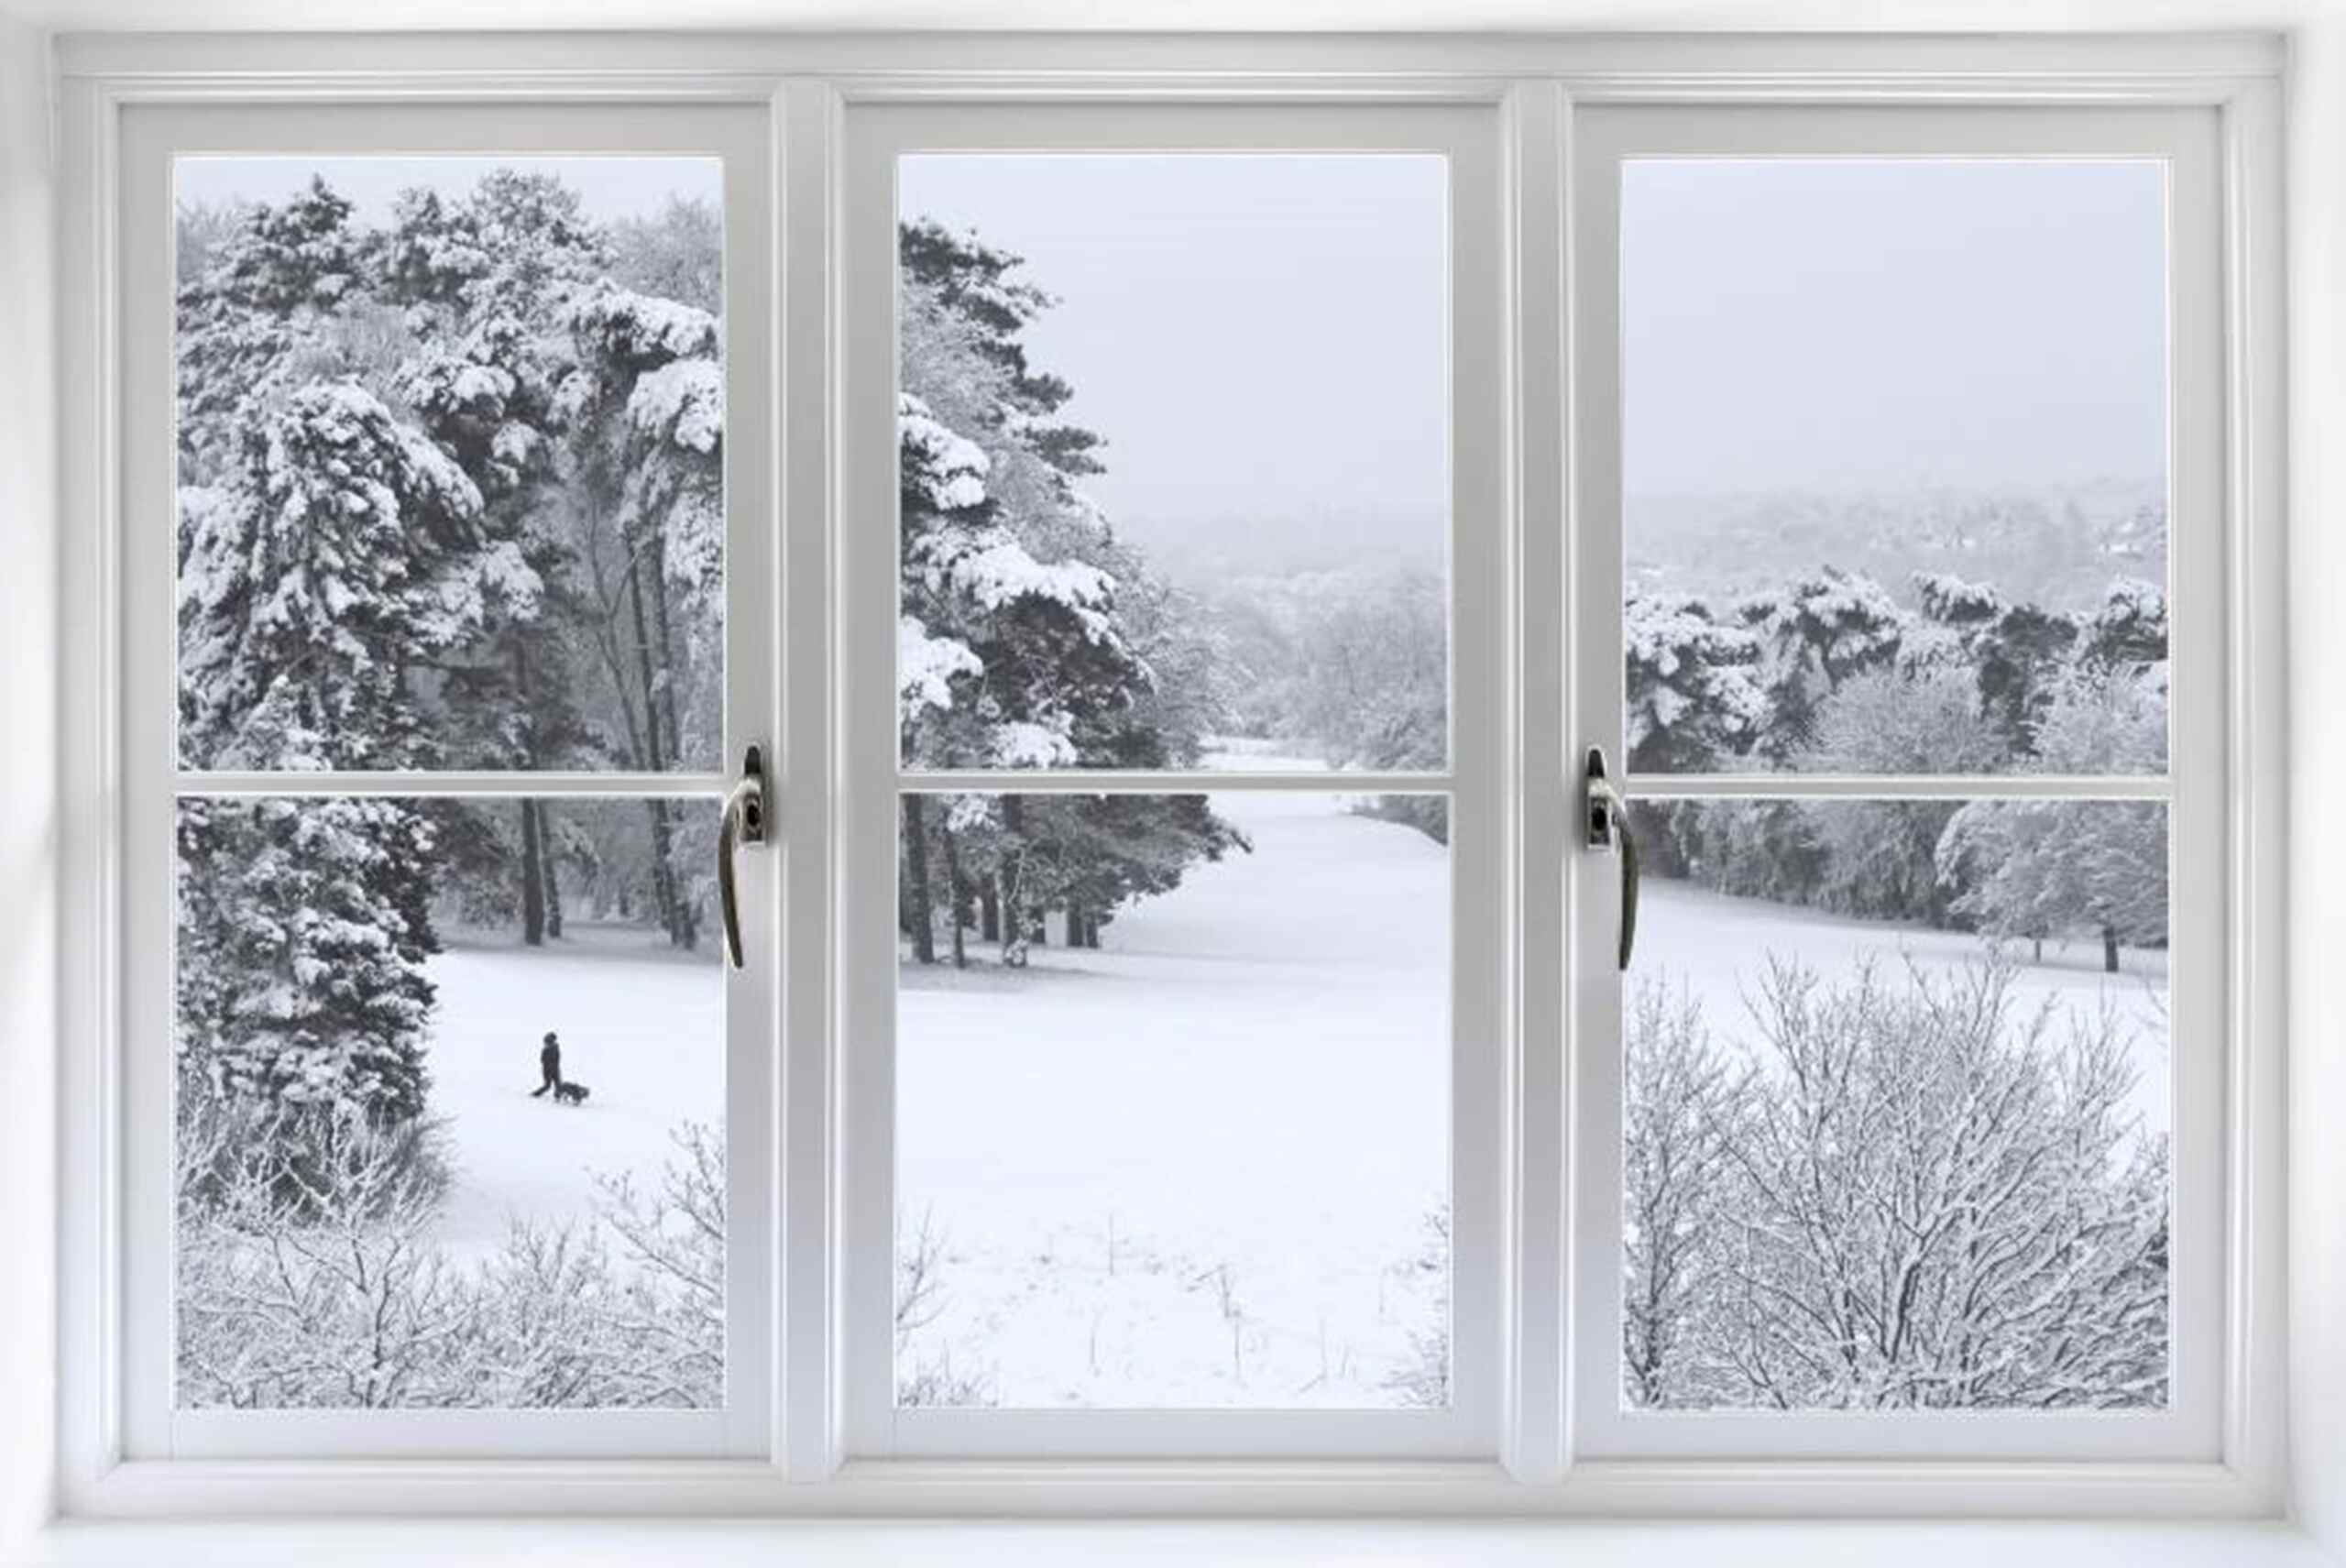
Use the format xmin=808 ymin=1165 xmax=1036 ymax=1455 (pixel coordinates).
xmin=1584 ymin=746 xmax=1639 ymax=971
xmin=718 ymin=743 xmax=768 ymax=970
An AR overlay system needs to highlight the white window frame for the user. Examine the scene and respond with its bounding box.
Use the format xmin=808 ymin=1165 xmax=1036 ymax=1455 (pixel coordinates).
xmin=836 ymin=98 xmax=1507 ymax=1463
xmin=46 ymin=29 xmax=2285 ymax=1522
xmin=1568 ymin=104 xmax=2230 ymax=1464
xmin=101 ymin=100 xmax=783 ymax=1463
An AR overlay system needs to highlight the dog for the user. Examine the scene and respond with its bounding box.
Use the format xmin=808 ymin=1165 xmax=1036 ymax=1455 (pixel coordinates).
xmin=553 ymin=1080 xmax=590 ymax=1106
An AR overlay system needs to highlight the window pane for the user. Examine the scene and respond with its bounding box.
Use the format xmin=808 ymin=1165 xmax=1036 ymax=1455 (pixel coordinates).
xmin=174 ymin=156 xmax=725 ymax=773
xmin=895 ymin=789 xmax=1450 ymax=1408
xmin=1622 ymin=796 xmax=2170 ymax=1411
xmin=174 ymin=795 xmax=725 ymax=1409
xmin=1622 ymin=161 xmax=2169 ymax=776
xmin=895 ymin=155 xmax=1450 ymax=773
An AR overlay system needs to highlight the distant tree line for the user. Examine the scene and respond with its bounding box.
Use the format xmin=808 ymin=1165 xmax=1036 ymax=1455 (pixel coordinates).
xmin=1628 ymin=568 xmax=2169 ymax=969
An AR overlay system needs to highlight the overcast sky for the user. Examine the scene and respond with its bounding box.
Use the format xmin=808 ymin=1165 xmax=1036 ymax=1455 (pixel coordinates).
xmin=175 ymin=155 xmax=720 ymax=226
xmin=1624 ymin=159 xmax=2168 ymax=499
xmin=899 ymin=153 xmax=1452 ymax=544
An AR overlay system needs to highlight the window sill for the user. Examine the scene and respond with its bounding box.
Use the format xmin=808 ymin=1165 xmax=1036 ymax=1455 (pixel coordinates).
xmin=11 ymin=1519 xmax=2335 ymax=1568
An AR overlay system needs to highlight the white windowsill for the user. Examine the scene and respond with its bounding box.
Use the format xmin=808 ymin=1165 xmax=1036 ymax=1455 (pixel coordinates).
xmin=10 ymin=1518 xmax=2338 ymax=1567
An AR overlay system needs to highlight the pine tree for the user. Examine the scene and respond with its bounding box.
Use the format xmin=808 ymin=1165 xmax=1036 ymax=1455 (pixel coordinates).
xmin=1738 ymin=569 xmax=1904 ymax=758
xmin=177 ymin=798 xmax=439 ymax=1123
xmin=893 ymin=216 xmax=1244 ymax=961
xmin=175 ymin=177 xmax=367 ymax=486
xmin=177 ymin=374 xmax=500 ymax=1122
xmin=559 ymin=281 xmax=727 ymax=948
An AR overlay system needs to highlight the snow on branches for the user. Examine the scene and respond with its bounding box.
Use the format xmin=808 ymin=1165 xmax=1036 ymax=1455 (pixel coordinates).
xmin=180 ymin=378 xmax=504 ymax=773
xmin=1624 ymin=961 xmax=2168 ymax=1411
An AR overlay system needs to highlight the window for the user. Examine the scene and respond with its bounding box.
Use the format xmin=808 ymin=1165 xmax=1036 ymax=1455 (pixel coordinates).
xmin=1570 ymin=106 xmax=2227 ymax=1461
xmin=839 ymin=103 xmax=1506 ymax=1458
xmin=115 ymin=104 xmax=775 ymax=1458
xmin=52 ymin=39 xmax=2282 ymax=1518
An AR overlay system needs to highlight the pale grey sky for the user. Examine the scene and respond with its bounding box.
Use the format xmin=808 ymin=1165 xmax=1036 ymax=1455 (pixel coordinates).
xmin=175 ymin=155 xmax=720 ymax=226
xmin=1624 ymin=159 xmax=2169 ymax=499
xmin=899 ymin=153 xmax=1452 ymax=550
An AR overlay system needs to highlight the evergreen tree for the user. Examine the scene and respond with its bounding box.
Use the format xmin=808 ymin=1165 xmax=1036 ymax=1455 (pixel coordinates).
xmin=1738 ymin=569 xmax=1904 ymax=758
xmin=894 ymin=217 xmax=1244 ymax=964
xmin=558 ymin=281 xmax=727 ymax=948
xmin=175 ymin=178 xmax=367 ymax=486
xmin=177 ymin=798 xmax=439 ymax=1124
xmin=176 ymin=378 xmax=502 ymax=1121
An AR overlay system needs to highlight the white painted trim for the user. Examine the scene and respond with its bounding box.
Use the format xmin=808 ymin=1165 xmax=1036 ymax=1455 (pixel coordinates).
xmin=1625 ymin=773 xmax=2175 ymax=800
xmin=174 ymin=772 xmax=732 ymax=797
xmin=75 ymin=96 xmax=785 ymax=1479
xmin=835 ymin=95 xmax=1507 ymax=1464
xmin=45 ymin=27 xmax=2289 ymax=1522
xmin=898 ymin=770 xmax=1453 ymax=794
xmin=49 ymin=31 xmax=2287 ymax=100
xmin=55 ymin=1451 xmax=2274 ymax=1519
xmin=1561 ymin=94 xmax=2270 ymax=1483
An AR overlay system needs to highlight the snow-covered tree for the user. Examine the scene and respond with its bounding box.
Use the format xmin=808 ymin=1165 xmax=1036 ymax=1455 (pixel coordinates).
xmin=175 ymin=378 xmax=516 ymax=1122
xmin=895 ymin=217 xmax=1241 ymax=965
xmin=1939 ymin=667 xmax=2167 ymax=970
xmin=1909 ymin=572 xmax=2080 ymax=758
xmin=181 ymin=378 xmax=505 ymax=771
xmin=177 ymin=797 xmax=440 ymax=1123
xmin=1737 ymin=569 xmax=1905 ymax=758
xmin=1792 ymin=666 xmax=2007 ymax=925
xmin=175 ymin=178 xmax=367 ymax=483
xmin=1626 ymin=593 xmax=1767 ymax=774
xmin=1622 ymin=982 xmax=1739 ymax=1409
xmin=560 ymin=281 xmax=728 ymax=948
xmin=1626 ymin=960 xmax=2168 ymax=1410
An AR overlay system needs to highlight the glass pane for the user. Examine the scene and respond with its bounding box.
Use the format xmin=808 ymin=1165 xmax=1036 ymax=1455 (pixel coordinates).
xmin=895 ymin=155 xmax=1450 ymax=773
xmin=174 ymin=795 xmax=725 ymax=1409
xmin=174 ymin=157 xmax=726 ymax=772
xmin=1621 ymin=797 xmax=2170 ymax=1411
xmin=1622 ymin=160 xmax=2170 ymax=775
xmin=895 ymin=789 xmax=1450 ymax=1408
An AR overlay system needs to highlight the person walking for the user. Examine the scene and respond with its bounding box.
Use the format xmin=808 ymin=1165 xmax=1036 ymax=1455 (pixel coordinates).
xmin=531 ymin=1030 xmax=562 ymax=1099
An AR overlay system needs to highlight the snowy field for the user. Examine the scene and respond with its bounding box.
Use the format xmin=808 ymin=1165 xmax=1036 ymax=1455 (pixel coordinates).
xmin=398 ymin=795 xmax=2166 ymax=1408
xmin=1640 ymin=877 xmax=2173 ymax=1139
xmin=422 ymin=923 xmax=724 ymax=1265
xmin=898 ymin=785 xmax=1452 ymax=1409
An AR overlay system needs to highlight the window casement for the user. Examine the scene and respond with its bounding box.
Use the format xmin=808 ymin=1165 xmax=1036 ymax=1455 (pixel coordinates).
xmin=51 ymin=37 xmax=2286 ymax=1520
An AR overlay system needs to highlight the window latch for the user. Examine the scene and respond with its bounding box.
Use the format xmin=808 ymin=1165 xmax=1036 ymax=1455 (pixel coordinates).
xmin=1584 ymin=745 xmax=1639 ymax=971
xmin=718 ymin=743 xmax=768 ymax=970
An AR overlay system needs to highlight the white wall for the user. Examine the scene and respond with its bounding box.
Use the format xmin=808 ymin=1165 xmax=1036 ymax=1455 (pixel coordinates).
xmin=0 ymin=10 xmax=59 ymax=1548
xmin=2289 ymin=15 xmax=2346 ymax=1557
xmin=0 ymin=10 xmax=2337 ymax=1557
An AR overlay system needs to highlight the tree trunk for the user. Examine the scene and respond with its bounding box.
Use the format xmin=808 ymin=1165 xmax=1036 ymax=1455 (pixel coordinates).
xmin=902 ymin=795 xmax=936 ymax=964
xmin=998 ymin=795 xmax=1030 ymax=968
xmin=621 ymin=541 xmax=688 ymax=948
xmin=941 ymin=821 xmax=969 ymax=970
xmin=642 ymin=520 xmax=697 ymax=955
xmin=980 ymin=883 xmax=1001 ymax=944
xmin=1084 ymin=911 xmax=1102 ymax=949
xmin=519 ymin=798 xmax=547 ymax=947
xmin=2103 ymin=923 xmax=2121 ymax=974
xmin=542 ymin=805 xmax=565 ymax=939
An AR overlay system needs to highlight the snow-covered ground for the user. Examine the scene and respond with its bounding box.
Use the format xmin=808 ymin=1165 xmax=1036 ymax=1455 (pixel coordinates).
xmin=898 ymin=786 xmax=1452 ymax=1409
xmin=399 ymin=787 xmax=2165 ymax=1409
xmin=1639 ymin=876 xmax=2172 ymax=1139
xmin=422 ymin=923 xmax=724 ymax=1265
